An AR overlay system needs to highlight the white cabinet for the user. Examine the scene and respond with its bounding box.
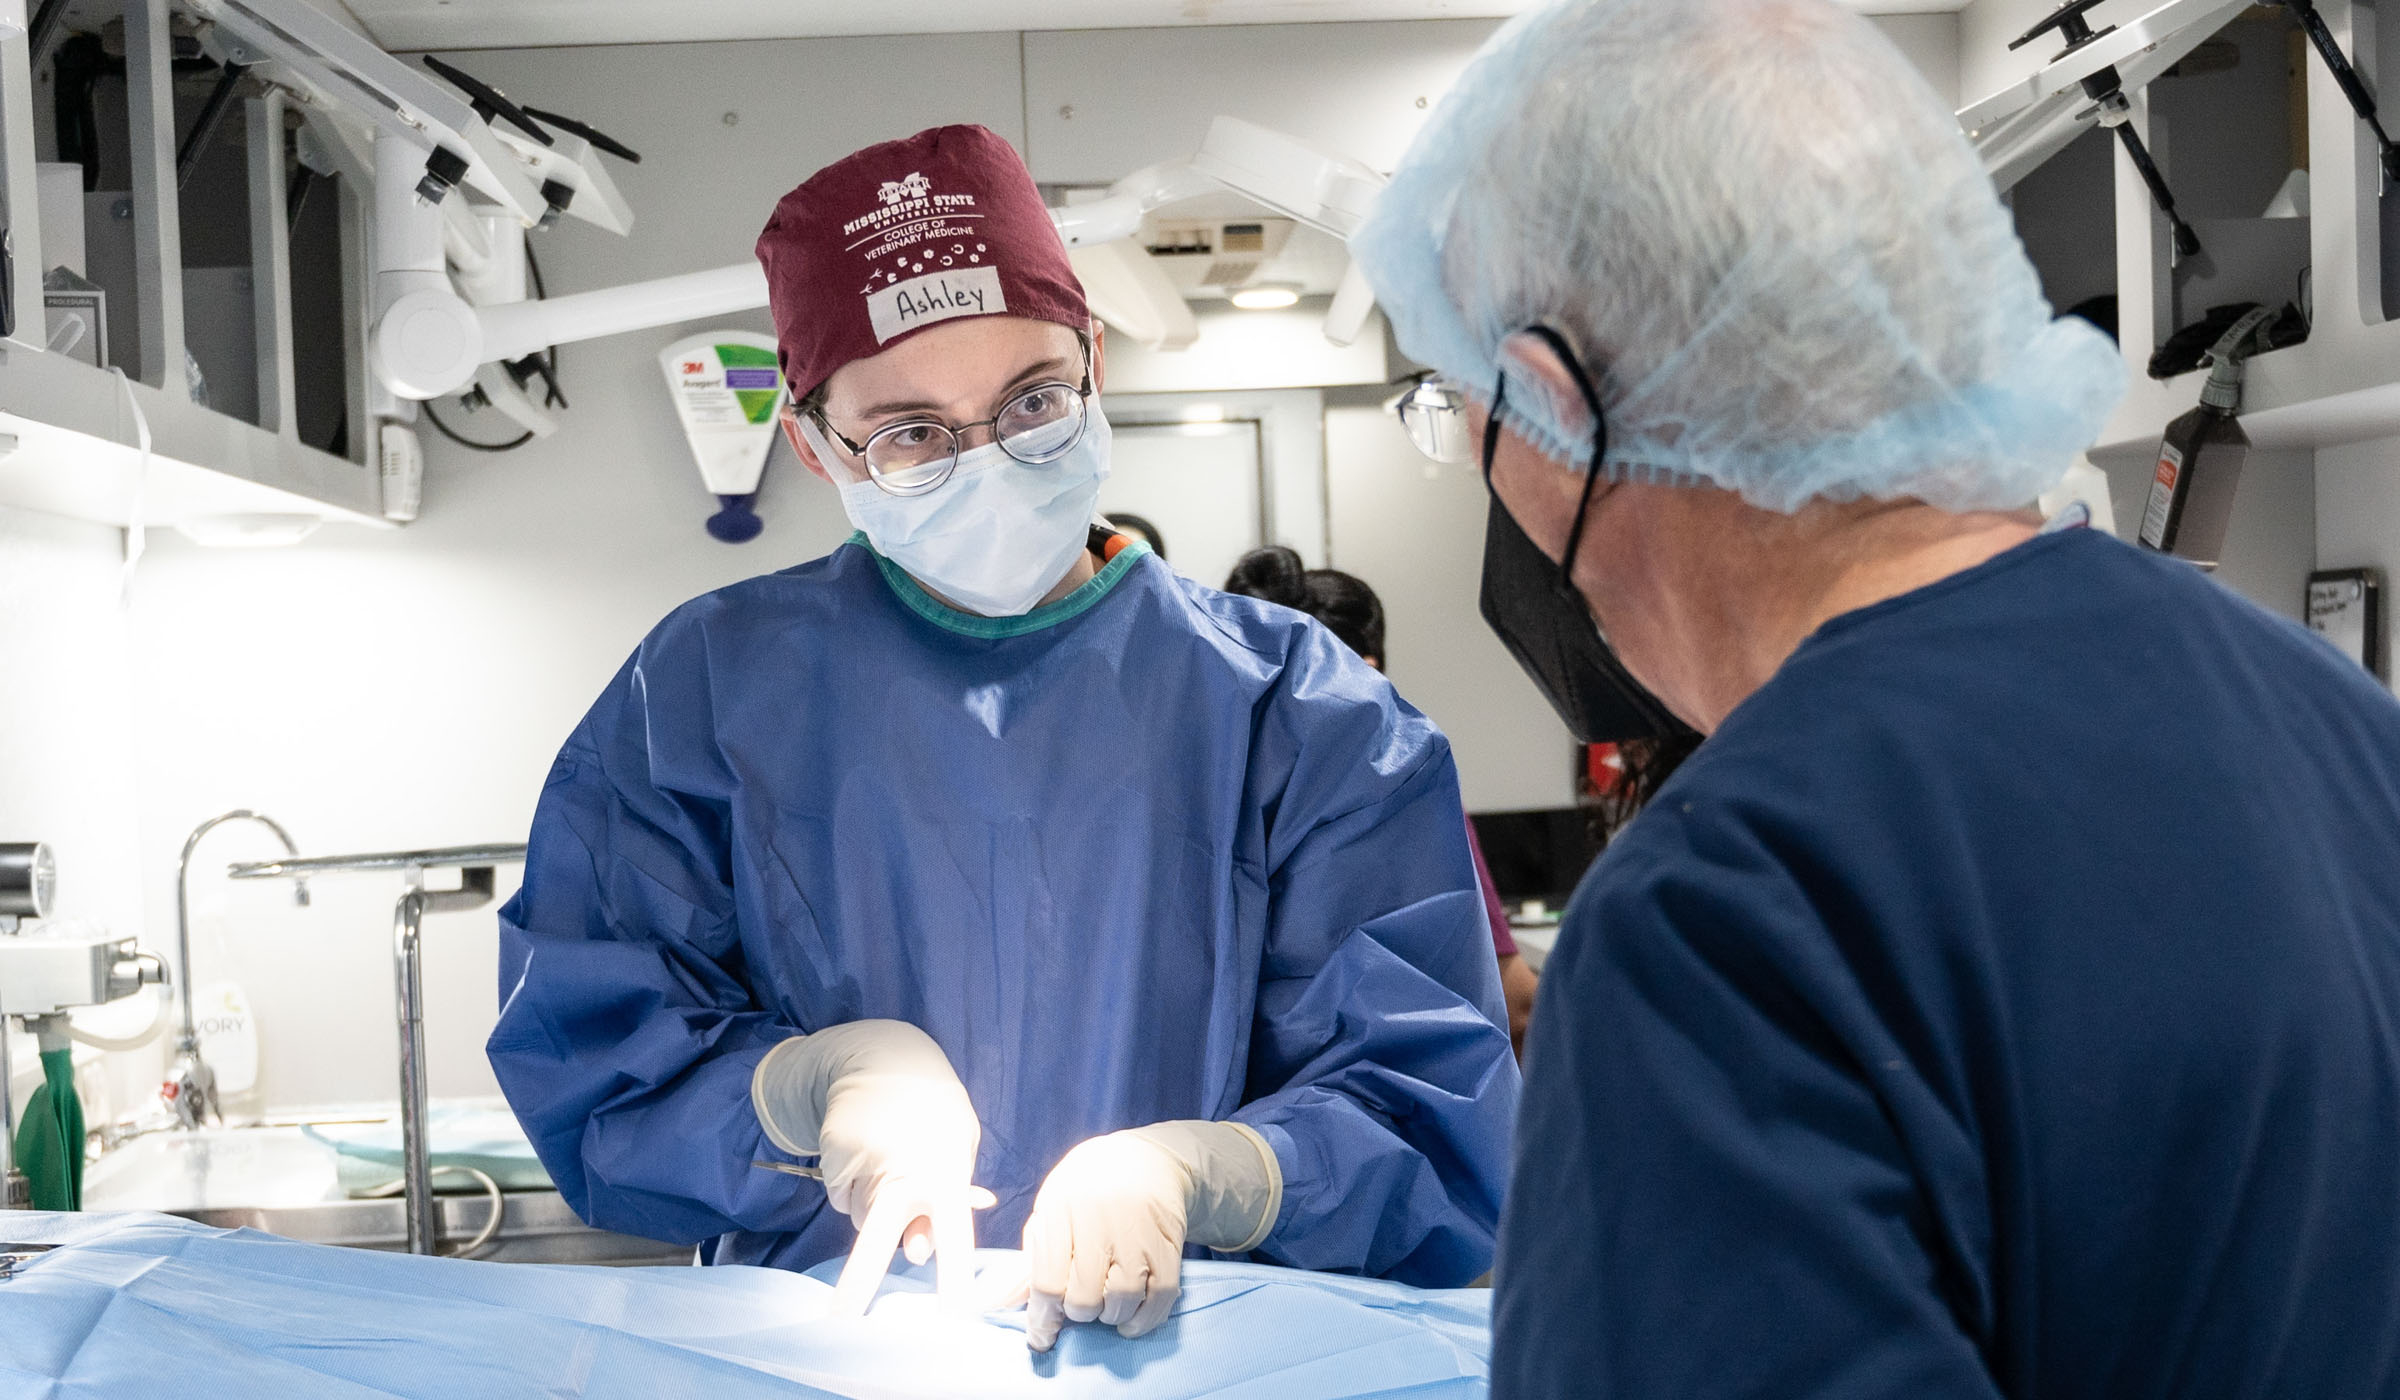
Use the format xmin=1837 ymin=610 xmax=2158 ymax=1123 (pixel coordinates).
xmin=0 ymin=0 xmax=380 ymax=530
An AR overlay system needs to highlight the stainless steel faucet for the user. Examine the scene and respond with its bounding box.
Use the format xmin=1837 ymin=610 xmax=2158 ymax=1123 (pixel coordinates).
xmin=167 ymin=811 xmax=307 ymax=1129
xmin=229 ymin=843 xmax=523 ymax=1255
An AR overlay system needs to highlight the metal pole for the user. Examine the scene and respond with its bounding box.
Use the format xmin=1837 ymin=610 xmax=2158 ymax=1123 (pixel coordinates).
xmin=176 ymin=62 xmax=250 ymax=188
xmin=124 ymin=0 xmax=187 ymax=391
xmin=247 ymin=89 xmax=297 ymax=436
xmin=25 ymin=0 xmax=65 ymax=71
xmin=0 ymin=1013 xmax=22 ymax=1209
xmin=393 ymin=887 xmax=433 ymax=1255
xmin=0 ymin=0 xmax=50 ymax=354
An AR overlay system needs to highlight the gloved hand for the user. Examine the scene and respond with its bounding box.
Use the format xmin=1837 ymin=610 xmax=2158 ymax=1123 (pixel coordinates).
xmin=751 ymin=1019 xmax=993 ymax=1315
xmin=1018 ymin=1120 xmax=1283 ymax=1351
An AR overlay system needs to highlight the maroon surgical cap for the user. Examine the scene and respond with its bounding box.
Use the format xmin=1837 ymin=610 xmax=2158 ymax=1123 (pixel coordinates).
xmin=755 ymin=124 xmax=1091 ymax=400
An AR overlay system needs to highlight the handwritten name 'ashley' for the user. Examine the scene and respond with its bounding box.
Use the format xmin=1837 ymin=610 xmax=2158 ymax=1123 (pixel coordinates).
xmin=867 ymin=267 xmax=1007 ymax=344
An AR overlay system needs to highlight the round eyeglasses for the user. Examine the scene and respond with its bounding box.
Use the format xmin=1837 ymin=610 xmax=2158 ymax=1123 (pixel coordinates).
xmin=1393 ymin=373 xmax=1472 ymax=464
xmin=801 ymin=366 xmax=1095 ymax=497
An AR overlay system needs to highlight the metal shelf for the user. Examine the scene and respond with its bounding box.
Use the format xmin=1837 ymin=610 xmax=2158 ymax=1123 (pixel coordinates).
xmin=0 ymin=344 xmax=383 ymax=526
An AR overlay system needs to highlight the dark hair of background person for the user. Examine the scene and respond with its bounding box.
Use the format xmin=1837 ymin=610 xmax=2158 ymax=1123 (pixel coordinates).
xmin=1105 ymin=513 xmax=1168 ymax=563
xmin=1222 ymin=546 xmax=1385 ymax=662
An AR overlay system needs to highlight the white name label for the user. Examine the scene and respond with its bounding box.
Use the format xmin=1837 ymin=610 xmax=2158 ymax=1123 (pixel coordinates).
xmin=2140 ymin=442 xmax=2183 ymax=548
xmin=867 ymin=267 xmax=1005 ymax=344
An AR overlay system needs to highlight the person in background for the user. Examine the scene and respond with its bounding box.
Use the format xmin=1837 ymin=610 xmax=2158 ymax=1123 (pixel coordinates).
xmin=1223 ymin=545 xmax=1539 ymax=1056
xmin=491 ymin=124 xmax=1517 ymax=1356
xmin=1353 ymin=0 xmax=2400 ymax=1396
xmin=1102 ymin=511 xmax=1167 ymax=563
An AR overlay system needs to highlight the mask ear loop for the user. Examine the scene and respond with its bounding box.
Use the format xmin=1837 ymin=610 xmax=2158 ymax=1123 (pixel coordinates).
xmin=1480 ymin=377 xmax=1509 ymax=491
xmin=1491 ymin=325 xmax=1611 ymax=598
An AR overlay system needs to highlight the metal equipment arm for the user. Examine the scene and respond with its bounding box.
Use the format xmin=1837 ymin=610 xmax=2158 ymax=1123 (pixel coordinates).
xmin=1962 ymin=0 xmax=2253 ymax=195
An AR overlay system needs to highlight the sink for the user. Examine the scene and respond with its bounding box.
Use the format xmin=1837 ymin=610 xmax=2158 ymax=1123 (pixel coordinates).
xmin=79 ymin=1116 xmax=685 ymax=1266
xmin=83 ymin=1126 xmax=343 ymax=1213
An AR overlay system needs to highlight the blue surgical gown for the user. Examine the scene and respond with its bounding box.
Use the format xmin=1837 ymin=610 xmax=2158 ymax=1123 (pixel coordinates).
xmin=1496 ymin=527 xmax=2400 ymax=1398
xmin=490 ymin=537 xmax=1518 ymax=1283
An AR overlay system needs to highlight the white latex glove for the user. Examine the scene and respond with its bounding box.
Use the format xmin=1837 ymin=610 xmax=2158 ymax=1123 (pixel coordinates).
xmin=1016 ymin=1120 xmax=1282 ymax=1351
xmin=751 ymin=1020 xmax=993 ymax=1315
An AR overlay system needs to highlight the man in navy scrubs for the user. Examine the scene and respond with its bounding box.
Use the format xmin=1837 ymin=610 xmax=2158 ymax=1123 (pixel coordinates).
xmin=1354 ymin=0 xmax=2400 ymax=1395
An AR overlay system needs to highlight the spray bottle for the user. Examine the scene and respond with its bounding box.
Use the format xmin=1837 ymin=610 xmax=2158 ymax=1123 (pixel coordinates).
xmin=2138 ymin=306 xmax=2279 ymax=568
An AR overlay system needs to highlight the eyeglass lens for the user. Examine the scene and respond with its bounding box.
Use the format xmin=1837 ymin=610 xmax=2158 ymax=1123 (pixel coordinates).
xmin=1399 ymin=380 xmax=1473 ymax=464
xmin=864 ymin=380 xmax=1090 ymax=493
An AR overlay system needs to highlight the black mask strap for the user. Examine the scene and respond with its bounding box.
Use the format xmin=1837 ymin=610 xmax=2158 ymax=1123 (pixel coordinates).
xmin=1480 ymin=377 xmax=1508 ymax=489
xmin=1482 ymin=331 xmax=1611 ymax=601
xmin=1519 ymin=326 xmax=1610 ymax=596
xmin=1476 ymin=328 xmax=1692 ymax=745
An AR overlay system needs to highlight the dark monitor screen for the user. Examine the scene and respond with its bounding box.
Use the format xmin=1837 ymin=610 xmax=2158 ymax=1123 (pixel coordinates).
xmin=1469 ymin=806 xmax=1606 ymax=910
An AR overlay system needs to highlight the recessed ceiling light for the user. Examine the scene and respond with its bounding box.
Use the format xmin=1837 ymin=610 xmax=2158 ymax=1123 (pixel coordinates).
xmin=172 ymin=513 xmax=325 ymax=549
xmin=1229 ymin=286 xmax=1300 ymax=311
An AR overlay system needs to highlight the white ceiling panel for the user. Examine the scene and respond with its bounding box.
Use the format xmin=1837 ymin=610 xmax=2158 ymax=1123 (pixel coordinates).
xmin=340 ymin=0 xmax=1967 ymax=52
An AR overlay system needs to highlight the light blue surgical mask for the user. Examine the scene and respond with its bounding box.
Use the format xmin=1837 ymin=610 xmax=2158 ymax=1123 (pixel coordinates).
xmin=830 ymin=406 xmax=1112 ymax=617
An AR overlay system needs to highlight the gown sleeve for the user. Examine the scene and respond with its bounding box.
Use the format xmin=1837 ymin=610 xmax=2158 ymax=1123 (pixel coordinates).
xmin=1493 ymin=796 xmax=2004 ymax=1398
xmin=487 ymin=651 xmax=823 ymax=1248
xmin=1230 ymin=627 xmax=1522 ymax=1287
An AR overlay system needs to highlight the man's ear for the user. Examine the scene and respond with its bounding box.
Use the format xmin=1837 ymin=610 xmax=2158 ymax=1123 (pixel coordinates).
xmin=1496 ymin=329 xmax=1599 ymax=451
xmin=784 ymin=410 xmax=835 ymax=485
xmin=1090 ymin=320 xmax=1106 ymax=396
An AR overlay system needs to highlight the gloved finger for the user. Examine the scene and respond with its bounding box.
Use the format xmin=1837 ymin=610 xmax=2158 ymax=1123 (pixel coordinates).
xmin=1061 ymin=1204 xmax=1112 ymax=1323
xmin=1026 ymin=1289 xmax=1067 ymax=1353
xmin=1119 ymin=1277 xmax=1180 ymax=1340
xmin=902 ymin=1215 xmax=934 ymax=1267
xmin=1120 ymin=1243 xmax=1182 ymax=1339
xmin=1022 ymin=1217 xmax=1066 ymax=1352
xmin=978 ymin=1254 xmax=1032 ymax=1312
xmin=1025 ymin=1205 xmax=1072 ymax=1304
xmin=930 ymin=1191 xmax=979 ymax=1313
xmin=1098 ymin=1256 xmax=1148 ymax=1329
xmin=830 ymin=1192 xmax=912 ymax=1317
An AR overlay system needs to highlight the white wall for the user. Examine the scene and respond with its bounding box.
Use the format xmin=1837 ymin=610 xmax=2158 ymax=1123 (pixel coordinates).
xmin=1874 ymin=13 xmax=1964 ymax=109
xmin=1325 ymin=395 xmax=1580 ymax=812
xmin=2318 ymin=434 xmax=2400 ymax=688
xmin=0 ymin=506 xmax=148 ymax=1131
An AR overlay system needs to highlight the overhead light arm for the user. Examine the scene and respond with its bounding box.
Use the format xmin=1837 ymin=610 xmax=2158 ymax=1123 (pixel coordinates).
xmin=377 ymin=116 xmax=1390 ymax=398
xmin=2006 ymin=0 xmax=2204 ymax=260
xmin=1963 ymin=0 xmax=2250 ymax=195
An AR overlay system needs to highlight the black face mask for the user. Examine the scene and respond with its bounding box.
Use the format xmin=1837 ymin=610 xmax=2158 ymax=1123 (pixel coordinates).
xmin=1476 ymin=327 xmax=1688 ymax=744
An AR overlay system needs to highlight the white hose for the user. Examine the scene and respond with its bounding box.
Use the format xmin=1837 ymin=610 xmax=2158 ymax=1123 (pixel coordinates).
xmin=360 ymin=1164 xmax=508 ymax=1258
xmin=63 ymin=979 xmax=172 ymax=1052
xmin=110 ymin=366 xmax=153 ymax=603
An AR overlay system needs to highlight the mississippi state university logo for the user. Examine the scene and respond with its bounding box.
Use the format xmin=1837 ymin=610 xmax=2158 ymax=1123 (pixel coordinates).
xmin=848 ymin=169 xmax=997 ymax=343
xmin=877 ymin=171 xmax=933 ymax=206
